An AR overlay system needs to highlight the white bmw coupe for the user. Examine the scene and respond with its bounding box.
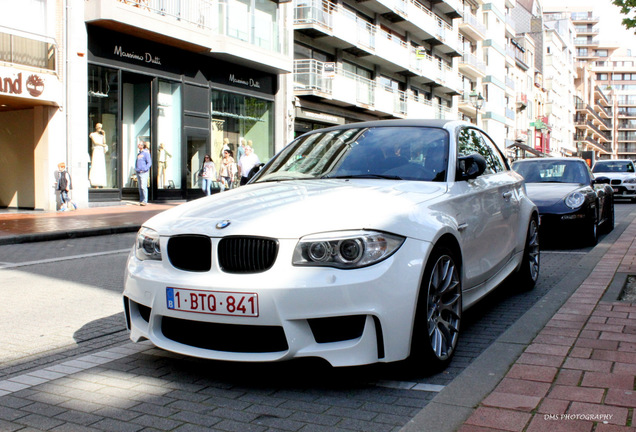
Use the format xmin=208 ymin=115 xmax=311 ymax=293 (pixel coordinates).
xmin=123 ymin=119 xmax=540 ymax=372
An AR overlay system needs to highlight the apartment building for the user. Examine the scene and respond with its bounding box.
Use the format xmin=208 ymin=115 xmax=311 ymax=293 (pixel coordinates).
xmin=291 ymin=0 xmax=462 ymax=136
xmin=544 ymin=3 xmax=619 ymax=162
xmin=542 ymin=14 xmax=577 ymax=156
xmin=595 ymin=50 xmax=636 ymax=160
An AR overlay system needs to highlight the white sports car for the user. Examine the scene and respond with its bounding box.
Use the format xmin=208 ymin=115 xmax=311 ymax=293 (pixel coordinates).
xmin=123 ymin=119 xmax=539 ymax=371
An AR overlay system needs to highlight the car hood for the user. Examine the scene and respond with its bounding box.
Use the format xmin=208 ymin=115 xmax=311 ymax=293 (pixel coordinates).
xmin=145 ymin=179 xmax=447 ymax=239
xmin=593 ymin=172 xmax=634 ymax=180
xmin=525 ymin=183 xmax=585 ymax=207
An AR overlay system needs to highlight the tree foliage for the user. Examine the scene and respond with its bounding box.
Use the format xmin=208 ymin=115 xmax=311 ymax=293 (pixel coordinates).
xmin=613 ymin=0 xmax=636 ymax=30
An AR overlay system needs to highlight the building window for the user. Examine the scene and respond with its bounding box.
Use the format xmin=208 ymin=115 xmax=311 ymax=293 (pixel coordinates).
xmin=210 ymin=90 xmax=274 ymax=174
xmin=88 ymin=65 xmax=119 ymax=189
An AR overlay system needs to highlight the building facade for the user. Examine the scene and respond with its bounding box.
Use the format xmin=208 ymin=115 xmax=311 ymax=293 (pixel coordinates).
xmin=291 ymin=0 xmax=462 ymax=136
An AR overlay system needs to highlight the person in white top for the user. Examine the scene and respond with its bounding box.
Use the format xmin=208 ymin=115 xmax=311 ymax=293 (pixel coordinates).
xmin=238 ymin=145 xmax=261 ymax=186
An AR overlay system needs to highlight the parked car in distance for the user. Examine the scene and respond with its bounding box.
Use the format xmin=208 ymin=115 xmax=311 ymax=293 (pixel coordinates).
xmin=592 ymin=159 xmax=636 ymax=202
xmin=513 ymin=157 xmax=614 ymax=246
xmin=123 ymin=119 xmax=539 ymax=373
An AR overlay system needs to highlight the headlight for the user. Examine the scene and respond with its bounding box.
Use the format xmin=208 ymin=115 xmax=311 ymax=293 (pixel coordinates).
xmin=135 ymin=227 xmax=162 ymax=261
xmin=293 ymin=230 xmax=404 ymax=269
xmin=565 ymin=192 xmax=586 ymax=209
xmin=624 ymin=178 xmax=636 ymax=184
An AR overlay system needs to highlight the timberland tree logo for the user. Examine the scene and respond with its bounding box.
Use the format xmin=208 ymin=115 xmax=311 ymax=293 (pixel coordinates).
xmin=26 ymin=74 xmax=45 ymax=97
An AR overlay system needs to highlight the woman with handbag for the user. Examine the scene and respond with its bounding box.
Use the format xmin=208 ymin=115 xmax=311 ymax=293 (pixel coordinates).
xmin=200 ymin=155 xmax=217 ymax=196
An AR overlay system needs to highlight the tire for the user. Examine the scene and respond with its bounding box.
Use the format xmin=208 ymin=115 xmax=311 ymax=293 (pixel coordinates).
xmin=514 ymin=217 xmax=540 ymax=290
xmin=601 ymin=197 xmax=615 ymax=234
xmin=409 ymin=247 xmax=462 ymax=373
xmin=587 ymin=217 xmax=598 ymax=246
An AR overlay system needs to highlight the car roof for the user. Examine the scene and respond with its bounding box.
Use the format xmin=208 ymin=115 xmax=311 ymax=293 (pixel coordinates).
xmin=513 ymin=157 xmax=586 ymax=163
xmin=594 ymin=159 xmax=634 ymax=164
xmin=303 ymin=119 xmax=470 ymax=133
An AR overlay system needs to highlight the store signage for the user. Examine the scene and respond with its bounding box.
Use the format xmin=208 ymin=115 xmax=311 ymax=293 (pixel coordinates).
xmin=0 ymin=66 xmax=59 ymax=102
xmin=114 ymin=45 xmax=162 ymax=65
xmin=228 ymin=74 xmax=261 ymax=89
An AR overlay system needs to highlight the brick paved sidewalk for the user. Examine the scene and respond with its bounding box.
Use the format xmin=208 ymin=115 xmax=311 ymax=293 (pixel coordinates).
xmin=458 ymin=223 xmax=636 ymax=432
xmin=0 ymin=202 xmax=179 ymax=244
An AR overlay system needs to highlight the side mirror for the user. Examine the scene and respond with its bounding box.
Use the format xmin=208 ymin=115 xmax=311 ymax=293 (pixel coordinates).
xmin=456 ymin=153 xmax=487 ymax=181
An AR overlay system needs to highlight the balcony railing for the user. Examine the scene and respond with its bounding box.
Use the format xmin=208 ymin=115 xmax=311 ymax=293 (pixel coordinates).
xmin=459 ymin=53 xmax=486 ymax=74
xmin=115 ymin=0 xmax=285 ymax=54
xmin=295 ymin=0 xmax=459 ymax=54
xmin=461 ymin=12 xmax=486 ymax=36
xmin=294 ymin=59 xmax=453 ymax=119
xmin=0 ymin=30 xmax=56 ymax=71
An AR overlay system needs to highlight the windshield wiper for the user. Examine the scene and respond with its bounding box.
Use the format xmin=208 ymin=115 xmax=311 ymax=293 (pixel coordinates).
xmin=324 ymin=174 xmax=404 ymax=180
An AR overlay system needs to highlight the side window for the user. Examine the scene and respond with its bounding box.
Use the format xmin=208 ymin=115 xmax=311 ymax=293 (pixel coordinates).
xmin=457 ymin=128 xmax=506 ymax=174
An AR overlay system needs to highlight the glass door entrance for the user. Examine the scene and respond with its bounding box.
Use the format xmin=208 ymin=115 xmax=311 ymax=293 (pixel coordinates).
xmin=122 ymin=72 xmax=152 ymax=201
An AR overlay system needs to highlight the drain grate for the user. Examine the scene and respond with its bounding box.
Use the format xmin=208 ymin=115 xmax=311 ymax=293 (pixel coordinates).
xmin=618 ymin=275 xmax=636 ymax=302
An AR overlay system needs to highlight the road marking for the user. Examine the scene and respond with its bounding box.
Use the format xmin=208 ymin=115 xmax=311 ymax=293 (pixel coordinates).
xmin=375 ymin=380 xmax=445 ymax=392
xmin=542 ymin=250 xmax=587 ymax=255
xmin=0 ymin=249 xmax=130 ymax=269
xmin=0 ymin=342 xmax=149 ymax=397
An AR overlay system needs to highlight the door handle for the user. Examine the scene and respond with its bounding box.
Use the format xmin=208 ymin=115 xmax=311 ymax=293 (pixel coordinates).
xmin=502 ymin=191 xmax=513 ymax=200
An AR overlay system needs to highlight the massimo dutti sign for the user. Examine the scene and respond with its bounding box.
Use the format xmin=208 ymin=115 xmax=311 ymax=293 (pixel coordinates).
xmin=88 ymin=27 xmax=274 ymax=94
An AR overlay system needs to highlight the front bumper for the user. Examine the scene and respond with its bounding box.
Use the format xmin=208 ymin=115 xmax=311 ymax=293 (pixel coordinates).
xmin=610 ymin=185 xmax=636 ymax=198
xmin=123 ymin=238 xmax=431 ymax=367
xmin=539 ymin=210 xmax=592 ymax=233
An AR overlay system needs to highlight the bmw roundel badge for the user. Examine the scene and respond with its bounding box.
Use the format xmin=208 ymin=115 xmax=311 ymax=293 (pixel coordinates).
xmin=216 ymin=220 xmax=231 ymax=229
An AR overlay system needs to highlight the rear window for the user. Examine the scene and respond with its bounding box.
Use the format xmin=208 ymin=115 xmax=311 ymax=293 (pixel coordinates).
xmin=592 ymin=161 xmax=635 ymax=173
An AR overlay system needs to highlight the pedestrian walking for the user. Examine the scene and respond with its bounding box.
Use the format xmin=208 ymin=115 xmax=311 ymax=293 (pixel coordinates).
xmin=55 ymin=162 xmax=76 ymax=211
xmin=135 ymin=141 xmax=152 ymax=205
xmin=199 ymin=154 xmax=217 ymax=196
xmin=238 ymin=145 xmax=260 ymax=186
xmin=219 ymin=149 xmax=237 ymax=191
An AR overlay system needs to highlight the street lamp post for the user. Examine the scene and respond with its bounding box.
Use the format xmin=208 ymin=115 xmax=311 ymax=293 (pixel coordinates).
xmin=469 ymin=90 xmax=484 ymax=126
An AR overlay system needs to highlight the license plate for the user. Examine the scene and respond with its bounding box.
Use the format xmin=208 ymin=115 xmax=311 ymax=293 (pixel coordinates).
xmin=166 ymin=287 xmax=259 ymax=317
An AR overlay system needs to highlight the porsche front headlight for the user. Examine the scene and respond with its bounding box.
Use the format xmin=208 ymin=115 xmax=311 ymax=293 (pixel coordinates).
xmin=293 ymin=230 xmax=404 ymax=269
xmin=135 ymin=227 xmax=162 ymax=261
xmin=565 ymin=192 xmax=585 ymax=209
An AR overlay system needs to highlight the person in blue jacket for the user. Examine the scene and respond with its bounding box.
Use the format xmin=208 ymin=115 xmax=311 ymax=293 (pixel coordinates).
xmin=135 ymin=141 xmax=152 ymax=205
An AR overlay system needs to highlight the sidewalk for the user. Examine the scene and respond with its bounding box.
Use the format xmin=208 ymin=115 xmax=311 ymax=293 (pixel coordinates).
xmin=403 ymin=216 xmax=636 ymax=432
xmin=1 ymin=203 xmax=635 ymax=432
xmin=0 ymin=202 xmax=179 ymax=245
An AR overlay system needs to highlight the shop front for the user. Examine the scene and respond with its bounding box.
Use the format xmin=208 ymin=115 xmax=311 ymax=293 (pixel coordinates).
xmin=87 ymin=26 xmax=277 ymax=203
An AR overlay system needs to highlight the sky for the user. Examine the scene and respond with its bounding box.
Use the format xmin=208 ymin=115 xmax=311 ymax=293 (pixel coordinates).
xmin=547 ymin=0 xmax=636 ymax=53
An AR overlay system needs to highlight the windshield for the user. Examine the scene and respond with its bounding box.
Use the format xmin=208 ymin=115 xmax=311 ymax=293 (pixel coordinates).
xmin=253 ymin=126 xmax=449 ymax=182
xmin=592 ymin=161 xmax=635 ymax=173
xmin=513 ymin=160 xmax=591 ymax=184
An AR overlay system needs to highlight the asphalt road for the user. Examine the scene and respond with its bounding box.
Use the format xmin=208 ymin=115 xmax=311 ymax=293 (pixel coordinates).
xmin=0 ymin=203 xmax=632 ymax=432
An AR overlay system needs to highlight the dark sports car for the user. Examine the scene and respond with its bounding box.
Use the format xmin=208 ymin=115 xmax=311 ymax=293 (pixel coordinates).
xmin=512 ymin=157 xmax=614 ymax=246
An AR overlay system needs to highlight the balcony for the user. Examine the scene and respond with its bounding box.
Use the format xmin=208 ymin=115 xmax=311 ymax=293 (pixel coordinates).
xmin=0 ymin=30 xmax=56 ymax=71
xmin=84 ymin=0 xmax=291 ymax=74
xmin=459 ymin=12 xmax=486 ymax=41
xmin=320 ymin=0 xmax=461 ymax=57
xmin=574 ymin=37 xmax=599 ymax=47
xmin=570 ymin=12 xmax=599 ymax=24
xmin=458 ymin=52 xmax=486 ymax=79
xmin=293 ymin=59 xmax=455 ymax=118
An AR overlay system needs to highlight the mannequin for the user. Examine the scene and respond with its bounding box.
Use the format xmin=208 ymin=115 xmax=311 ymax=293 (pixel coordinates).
xmin=89 ymin=123 xmax=108 ymax=188
xmin=158 ymin=142 xmax=172 ymax=188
